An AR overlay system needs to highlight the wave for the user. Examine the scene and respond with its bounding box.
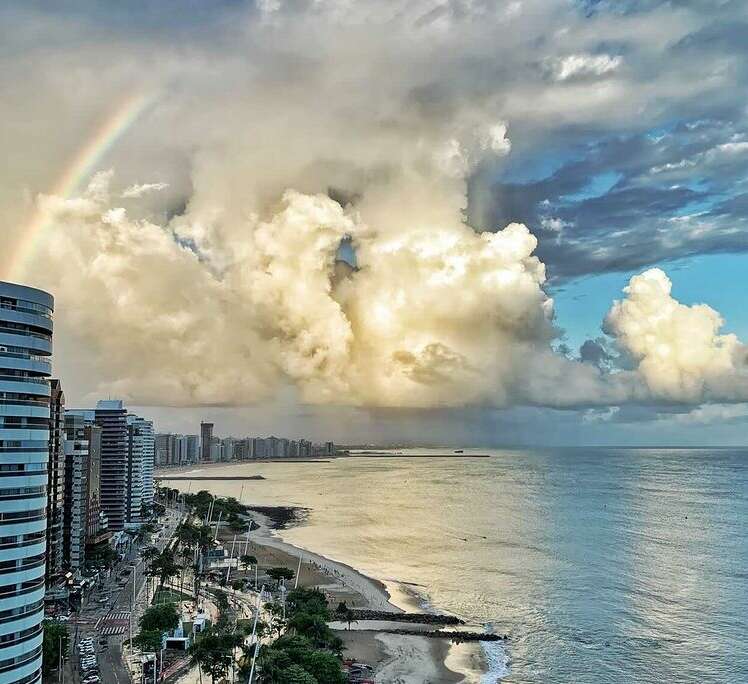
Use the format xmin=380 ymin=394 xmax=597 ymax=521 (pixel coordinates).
xmin=480 ymin=639 xmax=510 ymax=682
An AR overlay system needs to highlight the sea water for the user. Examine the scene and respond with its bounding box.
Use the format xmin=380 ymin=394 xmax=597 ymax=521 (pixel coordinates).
xmin=164 ymin=448 xmax=747 ymax=683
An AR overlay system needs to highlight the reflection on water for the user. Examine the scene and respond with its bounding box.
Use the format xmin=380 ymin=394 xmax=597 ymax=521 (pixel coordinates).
xmin=161 ymin=448 xmax=748 ymax=683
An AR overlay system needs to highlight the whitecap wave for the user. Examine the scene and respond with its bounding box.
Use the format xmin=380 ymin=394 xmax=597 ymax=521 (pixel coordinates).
xmin=480 ymin=640 xmax=510 ymax=682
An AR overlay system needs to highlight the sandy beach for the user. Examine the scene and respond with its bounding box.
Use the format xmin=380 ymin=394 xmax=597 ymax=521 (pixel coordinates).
xmin=171 ymin=481 xmax=487 ymax=683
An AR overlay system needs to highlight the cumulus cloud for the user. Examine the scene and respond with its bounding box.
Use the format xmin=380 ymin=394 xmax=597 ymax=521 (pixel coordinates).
xmin=37 ymin=170 xmax=605 ymax=408
xmin=604 ymin=268 xmax=748 ymax=402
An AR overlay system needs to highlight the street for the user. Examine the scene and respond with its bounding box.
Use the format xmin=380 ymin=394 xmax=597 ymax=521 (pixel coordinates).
xmin=67 ymin=508 xmax=183 ymax=684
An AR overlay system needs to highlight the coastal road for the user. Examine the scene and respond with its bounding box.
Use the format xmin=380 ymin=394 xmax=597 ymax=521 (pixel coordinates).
xmin=68 ymin=508 xmax=183 ymax=684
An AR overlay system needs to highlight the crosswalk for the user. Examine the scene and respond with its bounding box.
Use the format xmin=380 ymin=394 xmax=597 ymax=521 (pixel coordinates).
xmin=106 ymin=611 xmax=131 ymax=622
xmin=100 ymin=624 xmax=128 ymax=636
xmin=95 ymin=611 xmax=131 ymax=635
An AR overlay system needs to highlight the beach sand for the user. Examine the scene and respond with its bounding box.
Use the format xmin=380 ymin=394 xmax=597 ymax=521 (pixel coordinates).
xmin=175 ymin=489 xmax=487 ymax=683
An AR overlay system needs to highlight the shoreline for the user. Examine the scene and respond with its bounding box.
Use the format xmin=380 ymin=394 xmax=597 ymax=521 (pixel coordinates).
xmin=244 ymin=514 xmax=489 ymax=683
xmin=161 ymin=471 xmax=492 ymax=682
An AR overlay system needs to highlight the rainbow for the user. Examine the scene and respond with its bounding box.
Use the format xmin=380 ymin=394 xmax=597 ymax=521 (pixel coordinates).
xmin=6 ymin=91 xmax=156 ymax=282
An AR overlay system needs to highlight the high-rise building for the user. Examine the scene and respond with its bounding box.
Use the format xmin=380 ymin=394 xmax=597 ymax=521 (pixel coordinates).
xmin=45 ymin=379 xmax=66 ymax=586
xmin=185 ymin=434 xmax=200 ymax=463
xmin=94 ymin=400 xmax=128 ymax=531
xmin=63 ymin=413 xmax=110 ymax=564
xmin=0 ymin=281 xmax=54 ymax=684
xmin=200 ymin=422 xmax=214 ymax=461
xmin=125 ymin=415 xmax=144 ymax=526
xmin=155 ymin=433 xmax=199 ymax=466
xmin=138 ymin=419 xmax=155 ymax=509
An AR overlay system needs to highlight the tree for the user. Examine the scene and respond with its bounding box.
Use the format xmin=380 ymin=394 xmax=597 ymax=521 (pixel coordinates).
xmin=133 ymin=603 xmax=179 ymax=656
xmin=132 ymin=629 xmax=163 ymax=654
xmin=264 ymin=601 xmax=287 ymax=638
xmin=148 ymin=548 xmax=180 ymax=594
xmin=228 ymin=516 xmax=248 ymax=534
xmin=139 ymin=602 xmax=179 ymax=633
xmin=179 ymin=546 xmax=194 ymax=596
xmin=255 ymin=636 xmax=344 ymax=684
xmin=287 ymin=588 xmax=329 ymax=621
xmin=240 ymin=554 xmax=258 ymax=572
xmin=141 ymin=545 xmax=160 ymax=568
xmin=188 ymin=626 xmax=242 ymax=684
xmin=176 ymin=521 xmax=199 ymax=549
xmin=277 ymin=664 xmax=317 ymax=684
xmin=334 ymin=601 xmax=356 ymax=630
xmin=287 ymin=613 xmax=340 ymax=652
xmin=299 ymin=650 xmax=346 ymax=684
xmin=266 ymin=566 xmax=295 ymax=589
xmin=42 ymin=621 xmax=69 ymax=677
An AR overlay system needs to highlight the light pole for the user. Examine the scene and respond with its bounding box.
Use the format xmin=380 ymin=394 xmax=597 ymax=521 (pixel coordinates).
xmin=241 ymin=583 xmax=265 ymax=684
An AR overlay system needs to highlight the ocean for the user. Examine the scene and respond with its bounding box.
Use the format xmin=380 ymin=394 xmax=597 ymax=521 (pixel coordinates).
xmin=163 ymin=448 xmax=748 ymax=683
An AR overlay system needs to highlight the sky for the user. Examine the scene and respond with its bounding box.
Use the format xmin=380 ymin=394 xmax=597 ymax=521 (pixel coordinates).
xmin=2 ymin=0 xmax=748 ymax=446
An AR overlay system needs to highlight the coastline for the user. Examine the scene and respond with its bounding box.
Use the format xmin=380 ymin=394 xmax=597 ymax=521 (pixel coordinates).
xmin=160 ymin=469 xmax=491 ymax=682
xmin=244 ymin=513 xmax=489 ymax=683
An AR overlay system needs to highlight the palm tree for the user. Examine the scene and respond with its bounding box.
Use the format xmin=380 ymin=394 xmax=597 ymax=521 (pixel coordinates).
xmin=335 ymin=601 xmax=356 ymax=630
xmin=148 ymin=548 xmax=180 ymax=600
xmin=188 ymin=627 xmax=242 ymax=684
xmin=141 ymin=545 xmax=160 ymax=602
xmin=240 ymin=554 xmax=257 ymax=573
xmin=179 ymin=546 xmax=193 ymax=597
xmin=192 ymin=524 xmax=216 ymax=600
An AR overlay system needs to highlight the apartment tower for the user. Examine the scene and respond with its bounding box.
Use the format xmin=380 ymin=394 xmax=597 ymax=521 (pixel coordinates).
xmin=0 ymin=282 xmax=54 ymax=684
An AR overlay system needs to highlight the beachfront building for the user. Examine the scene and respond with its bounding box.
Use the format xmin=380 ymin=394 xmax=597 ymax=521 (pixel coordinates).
xmin=200 ymin=422 xmax=213 ymax=462
xmin=125 ymin=415 xmax=144 ymax=526
xmin=155 ymin=433 xmax=199 ymax=467
xmin=45 ymin=379 xmax=65 ymax=587
xmin=93 ymin=400 xmax=128 ymax=531
xmin=0 ymin=281 xmax=54 ymax=684
xmin=138 ymin=418 xmax=155 ymax=510
xmin=62 ymin=413 xmax=110 ymax=572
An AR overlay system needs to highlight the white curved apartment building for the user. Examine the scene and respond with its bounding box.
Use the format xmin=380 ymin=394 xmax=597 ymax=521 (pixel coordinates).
xmin=0 ymin=282 xmax=53 ymax=684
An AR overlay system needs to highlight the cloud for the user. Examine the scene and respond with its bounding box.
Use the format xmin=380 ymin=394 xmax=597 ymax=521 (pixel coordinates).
xmin=1 ymin=0 xmax=748 ymax=424
xmin=38 ymin=171 xmax=604 ymax=409
xmin=604 ymin=268 xmax=748 ymax=402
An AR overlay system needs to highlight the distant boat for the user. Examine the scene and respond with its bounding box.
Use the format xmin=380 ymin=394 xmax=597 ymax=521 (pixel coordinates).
xmin=454 ymin=449 xmax=464 ymax=454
